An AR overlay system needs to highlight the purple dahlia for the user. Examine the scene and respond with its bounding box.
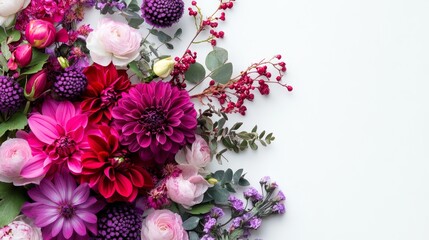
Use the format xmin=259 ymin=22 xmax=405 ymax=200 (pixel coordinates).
xmin=0 ymin=76 xmax=25 ymax=115
xmin=111 ymin=81 xmax=197 ymax=163
xmin=141 ymin=0 xmax=184 ymax=28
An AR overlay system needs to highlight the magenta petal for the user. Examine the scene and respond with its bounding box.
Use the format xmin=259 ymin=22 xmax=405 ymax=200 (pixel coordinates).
xmin=21 ymin=154 xmax=48 ymax=179
xmin=28 ymin=115 xmax=59 ymax=144
xmin=62 ymin=219 xmax=74 ymax=239
xmin=34 ymin=207 xmax=59 ymax=227
xmin=42 ymin=99 xmax=60 ymax=118
xmin=76 ymin=211 xmax=97 ymax=224
xmin=70 ymin=217 xmax=86 ymax=236
xmin=68 ymin=157 xmax=83 ymax=174
xmin=51 ymin=217 xmax=65 ymax=237
xmin=66 ymin=114 xmax=88 ymax=133
xmin=72 ymin=183 xmax=90 ymax=205
xmin=137 ymin=134 xmax=151 ymax=148
xmin=55 ymin=101 xmax=76 ymax=126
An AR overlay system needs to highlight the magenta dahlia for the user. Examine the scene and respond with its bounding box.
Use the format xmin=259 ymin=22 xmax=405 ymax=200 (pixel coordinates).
xmin=21 ymin=173 xmax=104 ymax=240
xmin=111 ymin=81 xmax=197 ymax=163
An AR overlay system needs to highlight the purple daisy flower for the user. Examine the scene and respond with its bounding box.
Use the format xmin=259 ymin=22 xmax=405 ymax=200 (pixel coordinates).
xmin=21 ymin=173 xmax=104 ymax=240
xmin=111 ymin=82 xmax=197 ymax=163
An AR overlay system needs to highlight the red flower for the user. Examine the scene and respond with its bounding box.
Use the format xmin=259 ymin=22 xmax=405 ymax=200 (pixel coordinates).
xmin=81 ymin=63 xmax=131 ymax=123
xmin=80 ymin=126 xmax=154 ymax=202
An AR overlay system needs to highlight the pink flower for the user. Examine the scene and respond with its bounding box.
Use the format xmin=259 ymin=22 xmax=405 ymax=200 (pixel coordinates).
xmin=86 ymin=18 xmax=142 ymax=66
xmin=165 ymin=164 xmax=211 ymax=209
xmin=0 ymin=138 xmax=43 ymax=186
xmin=7 ymin=44 xmax=33 ymax=70
xmin=20 ymin=99 xmax=89 ymax=179
xmin=176 ymin=135 xmax=211 ymax=169
xmin=0 ymin=215 xmax=42 ymax=240
xmin=141 ymin=209 xmax=188 ymax=240
xmin=25 ymin=19 xmax=56 ymax=49
xmin=24 ymin=69 xmax=49 ymax=101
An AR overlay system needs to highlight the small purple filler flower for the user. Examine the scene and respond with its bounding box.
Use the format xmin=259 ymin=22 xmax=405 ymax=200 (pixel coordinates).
xmin=112 ymin=82 xmax=197 ymax=163
xmin=21 ymin=173 xmax=104 ymax=239
xmin=228 ymin=195 xmax=244 ymax=212
xmin=243 ymin=187 xmax=263 ymax=202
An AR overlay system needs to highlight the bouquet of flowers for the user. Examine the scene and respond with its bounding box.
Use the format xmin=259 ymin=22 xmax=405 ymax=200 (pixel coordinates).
xmin=0 ymin=0 xmax=291 ymax=239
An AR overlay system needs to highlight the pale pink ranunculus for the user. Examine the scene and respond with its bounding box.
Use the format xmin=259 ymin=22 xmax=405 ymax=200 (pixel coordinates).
xmin=0 ymin=215 xmax=42 ymax=240
xmin=86 ymin=18 xmax=142 ymax=66
xmin=0 ymin=0 xmax=30 ymax=27
xmin=0 ymin=138 xmax=43 ymax=186
xmin=176 ymin=135 xmax=211 ymax=169
xmin=166 ymin=164 xmax=211 ymax=209
xmin=141 ymin=209 xmax=188 ymax=240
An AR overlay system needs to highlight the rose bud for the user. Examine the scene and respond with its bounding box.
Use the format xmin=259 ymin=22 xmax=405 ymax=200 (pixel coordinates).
xmin=8 ymin=44 xmax=32 ymax=70
xmin=153 ymin=57 xmax=175 ymax=78
xmin=25 ymin=19 xmax=56 ymax=49
xmin=24 ymin=69 xmax=48 ymax=101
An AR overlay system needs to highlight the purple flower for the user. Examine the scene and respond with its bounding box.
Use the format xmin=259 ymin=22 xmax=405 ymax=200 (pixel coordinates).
xmin=275 ymin=190 xmax=286 ymax=201
xmin=210 ymin=207 xmax=224 ymax=219
xmin=259 ymin=176 xmax=271 ymax=185
xmin=201 ymin=235 xmax=216 ymax=240
xmin=228 ymin=195 xmax=244 ymax=212
xmin=247 ymin=217 xmax=262 ymax=230
xmin=203 ymin=217 xmax=216 ymax=233
xmin=112 ymin=82 xmax=197 ymax=163
xmin=243 ymin=187 xmax=263 ymax=202
xmin=141 ymin=0 xmax=184 ymax=28
xmin=231 ymin=217 xmax=242 ymax=229
xmin=272 ymin=202 xmax=286 ymax=214
xmin=21 ymin=173 xmax=104 ymax=239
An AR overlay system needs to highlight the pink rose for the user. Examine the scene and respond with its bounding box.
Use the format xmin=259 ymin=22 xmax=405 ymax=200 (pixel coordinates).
xmin=176 ymin=135 xmax=211 ymax=168
xmin=166 ymin=164 xmax=211 ymax=209
xmin=0 ymin=215 xmax=42 ymax=240
xmin=86 ymin=18 xmax=142 ymax=66
xmin=0 ymin=138 xmax=43 ymax=185
xmin=141 ymin=210 xmax=188 ymax=240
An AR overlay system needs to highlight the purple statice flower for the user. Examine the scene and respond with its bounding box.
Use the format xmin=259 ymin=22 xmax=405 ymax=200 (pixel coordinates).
xmin=259 ymin=176 xmax=271 ymax=185
xmin=231 ymin=217 xmax=242 ymax=229
xmin=21 ymin=173 xmax=104 ymax=239
xmin=272 ymin=202 xmax=286 ymax=214
xmin=141 ymin=0 xmax=184 ymax=28
xmin=203 ymin=217 xmax=216 ymax=233
xmin=275 ymin=190 xmax=286 ymax=201
xmin=228 ymin=195 xmax=244 ymax=212
xmin=247 ymin=217 xmax=262 ymax=230
xmin=201 ymin=235 xmax=215 ymax=240
xmin=112 ymin=82 xmax=197 ymax=164
xmin=210 ymin=207 xmax=224 ymax=219
xmin=243 ymin=187 xmax=263 ymax=202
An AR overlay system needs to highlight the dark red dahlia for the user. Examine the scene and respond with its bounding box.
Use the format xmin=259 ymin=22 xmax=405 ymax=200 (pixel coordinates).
xmin=111 ymin=81 xmax=197 ymax=164
xmin=80 ymin=126 xmax=153 ymax=202
xmin=81 ymin=63 xmax=131 ymax=123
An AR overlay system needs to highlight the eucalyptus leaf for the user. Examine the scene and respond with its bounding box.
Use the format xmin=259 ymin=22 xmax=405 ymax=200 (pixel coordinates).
xmin=233 ymin=169 xmax=244 ymax=184
xmin=188 ymin=203 xmax=214 ymax=215
xmin=189 ymin=231 xmax=199 ymax=240
xmin=174 ymin=28 xmax=183 ymax=38
xmin=0 ymin=183 xmax=27 ymax=226
xmin=165 ymin=42 xmax=174 ymax=50
xmin=0 ymin=112 xmax=28 ymax=138
xmin=238 ymin=178 xmax=250 ymax=186
xmin=205 ymin=47 xmax=228 ymax=71
xmin=184 ymin=62 xmax=206 ymax=84
xmin=128 ymin=61 xmax=144 ymax=78
xmin=128 ymin=2 xmax=141 ymax=12
xmin=182 ymin=216 xmax=200 ymax=230
xmin=211 ymin=62 xmax=233 ymax=84
xmin=208 ymin=184 xmax=229 ymax=204
xmin=127 ymin=17 xmax=144 ymax=29
xmin=157 ymin=31 xmax=172 ymax=43
xmin=221 ymin=168 xmax=233 ymax=185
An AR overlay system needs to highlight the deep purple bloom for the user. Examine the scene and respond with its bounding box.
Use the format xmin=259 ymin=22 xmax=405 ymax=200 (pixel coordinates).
xmin=243 ymin=187 xmax=263 ymax=202
xmin=272 ymin=203 xmax=286 ymax=214
xmin=203 ymin=217 xmax=216 ymax=233
xmin=0 ymin=76 xmax=25 ymax=115
xmin=21 ymin=173 xmax=104 ymax=240
xmin=112 ymin=82 xmax=197 ymax=163
xmin=94 ymin=204 xmax=142 ymax=240
xmin=53 ymin=67 xmax=88 ymax=100
xmin=141 ymin=0 xmax=184 ymax=28
xmin=228 ymin=195 xmax=244 ymax=212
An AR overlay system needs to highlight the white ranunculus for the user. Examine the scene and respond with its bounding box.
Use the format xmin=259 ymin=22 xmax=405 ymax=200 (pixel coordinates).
xmin=0 ymin=0 xmax=30 ymax=27
xmin=86 ymin=18 xmax=142 ymax=67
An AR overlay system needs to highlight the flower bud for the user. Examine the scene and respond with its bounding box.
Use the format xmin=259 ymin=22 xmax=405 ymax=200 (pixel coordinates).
xmin=57 ymin=56 xmax=69 ymax=69
xmin=9 ymin=44 xmax=33 ymax=70
xmin=153 ymin=57 xmax=175 ymax=78
xmin=207 ymin=178 xmax=218 ymax=185
xmin=25 ymin=69 xmax=48 ymax=101
xmin=25 ymin=20 xmax=56 ymax=49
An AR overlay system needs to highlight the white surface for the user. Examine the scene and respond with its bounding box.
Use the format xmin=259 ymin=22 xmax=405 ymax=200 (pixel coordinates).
xmin=188 ymin=0 xmax=429 ymax=239
xmin=87 ymin=0 xmax=429 ymax=239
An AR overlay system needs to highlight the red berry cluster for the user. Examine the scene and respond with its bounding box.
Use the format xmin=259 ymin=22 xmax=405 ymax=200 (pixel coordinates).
xmin=170 ymin=50 xmax=198 ymax=88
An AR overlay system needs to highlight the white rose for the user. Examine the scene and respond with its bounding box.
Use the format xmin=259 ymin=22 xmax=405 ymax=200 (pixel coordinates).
xmin=0 ymin=0 xmax=30 ymax=27
xmin=153 ymin=57 xmax=175 ymax=78
xmin=86 ymin=18 xmax=142 ymax=66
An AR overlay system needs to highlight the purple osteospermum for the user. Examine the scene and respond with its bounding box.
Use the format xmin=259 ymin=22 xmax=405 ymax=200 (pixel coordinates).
xmin=94 ymin=204 xmax=142 ymax=240
xmin=21 ymin=173 xmax=104 ymax=240
xmin=141 ymin=0 xmax=184 ymax=28
xmin=0 ymin=76 xmax=25 ymax=115
xmin=111 ymin=82 xmax=197 ymax=163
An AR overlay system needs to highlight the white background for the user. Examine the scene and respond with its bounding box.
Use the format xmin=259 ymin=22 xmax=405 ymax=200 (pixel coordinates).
xmin=89 ymin=0 xmax=429 ymax=239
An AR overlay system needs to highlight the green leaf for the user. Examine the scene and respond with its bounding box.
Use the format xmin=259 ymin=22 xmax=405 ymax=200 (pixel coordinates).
xmin=205 ymin=47 xmax=228 ymax=71
xmin=0 ymin=54 xmax=8 ymax=72
xmin=221 ymin=169 xmax=233 ymax=185
xmin=149 ymin=45 xmax=159 ymax=57
xmin=27 ymin=49 xmax=49 ymax=67
xmin=233 ymin=169 xmax=244 ymax=184
xmin=128 ymin=61 xmax=144 ymax=78
xmin=238 ymin=178 xmax=250 ymax=186
xmin=0 ymin=183 xmax=27 ymax=226
xmin=174 ymin=28 xmax=183 ymax=38
xmin=182 ymin=216 xmax=200 ymax=230
xmin=128 ymin=2 xmax=141 ymax=11
xmin=7 ymin=30 xmax=21 ymax=43
xmin=208 ymin=184 xmax=229 ymax=204
xmin=211 ymin=62 xmax=233 ymax=84
xmin=184 ymin=62 xmax=206 ymax=84
xmin=127 ymin=17 xmax=145 ymax=29
xmin=165 ymin=42 xmax=174 ymax=50
xmin=1 ymin=42 xmax=11 ymax=60
xmin=0 ymin=112 xmax=28 ymax=138
xmin=231 ymin=122 xmax=243 ymax=130
xmin=225 ymin=183 xmax=236 ymax=193
xmin=189 ymin=231 xmax=199 ymax=240
xmin=229 ymin=229 xmax=244 ymax=240
xmin=0 ymin=27 xmax=7 ymax=42
xmin=188 ymin=203 xmax=214 ymax=215
xmin=213 ymin=170 xmax=224 ymax=180
xmin=157 ymin=31 xmax=172 ymax=43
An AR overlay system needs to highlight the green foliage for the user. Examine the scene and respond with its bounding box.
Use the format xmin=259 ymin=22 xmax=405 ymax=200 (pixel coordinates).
xmin=205 ymin=47 xmax=228 ymax=71
xmin=21 ymin=49 xmax=49 ymax=75
xmin=211 ymin=62 xmax=233 ymax=84
xmin=188 ymin=203 xmax=214 ymax=214
xmin=185 ymin=62 xmax=206 ymax=84
xmin=182 ymin=216 xmax=200 ymax=230
xmin=0 ymin=183 xmax=27 ymax=226
xmin=0 ymin=112 xmax=28 ymax=138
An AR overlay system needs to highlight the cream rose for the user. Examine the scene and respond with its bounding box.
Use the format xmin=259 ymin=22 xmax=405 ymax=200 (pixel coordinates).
xmin=0 ymin=0 xmax=30 ymax=27
xmin=86 ymin=18 xmax=142 ymax=66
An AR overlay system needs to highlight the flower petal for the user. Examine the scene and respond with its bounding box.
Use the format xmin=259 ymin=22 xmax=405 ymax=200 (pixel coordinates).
xmin=28 ymin=115 xmax=59 ymax=144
